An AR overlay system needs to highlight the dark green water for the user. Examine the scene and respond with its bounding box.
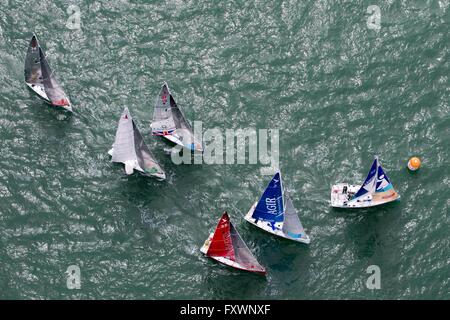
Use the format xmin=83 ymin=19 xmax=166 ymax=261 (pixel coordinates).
xmin=0 ymin=0 xmax=449 ymax=299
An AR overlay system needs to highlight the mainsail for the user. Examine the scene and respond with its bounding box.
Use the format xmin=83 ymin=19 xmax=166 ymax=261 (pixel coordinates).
xmin=207 ymin=212 xmax=265 ymax=273
xmin=350 ymin=158 xmax=378 ymax=201
xmin=252 ymin=171 xmax=284 ymax=223
xmin=206 ymin=212 xmax=235 ymax=260
xmin=112 ymin=107 xmax=137 ymax=164
xmin=151 ymin=83 xmax=177 ymax=135
xmin=24 ymin=35 xmax=43 ymax=87
xmin=39 ymin=47 xmax=70 ymax=107
xmin=282 ymin=196 xmax=305 ymax=239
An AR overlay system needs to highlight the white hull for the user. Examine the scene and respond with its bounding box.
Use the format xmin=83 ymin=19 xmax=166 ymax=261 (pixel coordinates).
xmin=199 ymin=233 xmax=211 ymax=255
xmin=162 ymin=134 xmax=203 ymax=153
xmin=151 ymin=125 xmax=203 ymax=153
xmin=200 ymin=233 xmax=265 ymax=275
xmin=26 ymin=82 xmax=49 ymax=102
xmin=244 ymin=202 xmax=310 ymax=244
xmin=164 ymin=134 xmax=185 ymax=148
xmin=330 ymin=183 xmax=400 ymax=208
xmin=26 ymin=82 xmax=72 ymax=112
xmin=108 ymin=148 xmax=165 ymax=180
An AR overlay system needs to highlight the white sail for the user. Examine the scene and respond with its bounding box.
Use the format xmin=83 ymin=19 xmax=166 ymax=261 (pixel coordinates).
xmin=112 ymin=107 xmax=137 ymax=164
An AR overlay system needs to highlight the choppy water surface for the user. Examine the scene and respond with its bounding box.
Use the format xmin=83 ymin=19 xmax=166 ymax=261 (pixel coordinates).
xmin=0 ymin=0 xmax=449 ymax=299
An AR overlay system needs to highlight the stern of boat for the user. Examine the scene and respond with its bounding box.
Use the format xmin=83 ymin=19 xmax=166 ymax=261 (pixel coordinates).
xmin=200 ymin=233 xmax=213 ymax=255
xmin=62 ymin=104 xmax=73 ymax=112
xmin=298 ymin=233 xmax=311 ymax=244
xmin=152 ymin=171 xmax=167 ymax=181
xmin=164 ymin=134 xmax=183 ymax=147
xmin=330 ymin=183 xmax=359 ymax=208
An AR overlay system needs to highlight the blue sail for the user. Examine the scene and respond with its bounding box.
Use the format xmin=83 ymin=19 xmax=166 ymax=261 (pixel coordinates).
xmin=252 ymin=172 xmax=284 ymax=223
xmin=376 ymin=164 xmax=393 ymax=192
xmin=351 ymin=158 xmax=378 ymax=200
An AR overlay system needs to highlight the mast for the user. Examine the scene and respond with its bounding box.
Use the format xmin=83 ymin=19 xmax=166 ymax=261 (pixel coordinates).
xmin=278 ymin=169 xmax=285 ymax=209
xmin=366 ymin=156 xmax=378 ymax=196
xmin=373 ymin=155 xmax=379 ymax=195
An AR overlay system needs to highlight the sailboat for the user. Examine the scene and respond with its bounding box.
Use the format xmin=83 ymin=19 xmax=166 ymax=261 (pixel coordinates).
xmin=150 ymin=82 xmax=203 ymax=152
xmin=330 ymin=156 xmax=400 ymax=208
xmin=24 ymin=35 xmax=72 ymax=112
xmin=200 ymin=212 xmax=266 ymax=275
xmin=244 ymin=171 xmax=310 ymax=244
xmin=108 ymin=107 xmax=166 ymax=180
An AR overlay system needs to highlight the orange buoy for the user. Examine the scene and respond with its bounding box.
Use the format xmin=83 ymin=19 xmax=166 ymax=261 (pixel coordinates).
xmin=407 ymin=157 xmax=421 ymax=171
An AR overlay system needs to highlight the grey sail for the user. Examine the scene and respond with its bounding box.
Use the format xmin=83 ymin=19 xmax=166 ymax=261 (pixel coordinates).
xmin=171 ymin=94 xmax=193 ymax=132
xmin=112 ymin=107 xmax=137 ymax=163
xmin=230 ymin=222 xmax=263 ymax=270
xmin=133 ymin=120 xmax=166 ymax=177
xmin=151 ymin=83 xmax=176 ymax=132
xmin=282 ymin=196 xmax=305 ymax=237
xmin=39 ymin=47 xmax=69 ymax=106
xmin=152 ymin=82 xmax=193 ymax=133
xmin=24 ymin=35 xmax=43 ymax=87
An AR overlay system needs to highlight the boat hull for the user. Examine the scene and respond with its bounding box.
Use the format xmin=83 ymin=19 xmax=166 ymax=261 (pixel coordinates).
xmin=52 ymin=100 xmax=72 ymax=112
xmin=152 ymin=128 xmax=203 ymax=153
xmin=200 ymin=233 xmax=266 ymax=275
xmin=163 ymin=134 xmax=203 ymax=153
xmin=108 ymin=148 xmax=166 ymax=181
xmin=26 ymin=82 xmax=72 ymax=112
xmin=26 ymin=82 xmax=49 ymax=102
xmin=330 ymin=183 xmax=400 ymax=208
xmin=244 ymin=202 xmax=311 ymax=244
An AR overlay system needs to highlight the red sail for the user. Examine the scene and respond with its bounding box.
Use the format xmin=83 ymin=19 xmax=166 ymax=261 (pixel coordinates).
xmin=206 ymin=212 xmax=235 ymax=261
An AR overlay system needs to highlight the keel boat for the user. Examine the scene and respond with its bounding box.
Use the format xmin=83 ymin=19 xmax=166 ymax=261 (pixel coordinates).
xmin=109 ymin=107 xmax=166 ymax=180
xmin=244 ymin=171 xmax=310 ymax=244
xmin=330 ymin=156 xmax=400 ymax=208
xmin=201 ymin=212 xmax=266 ymax=275
xmin=150 ymin=82 xmax=203 ymax=152
xmin=24 ymin=35 xmax=72 ymax=111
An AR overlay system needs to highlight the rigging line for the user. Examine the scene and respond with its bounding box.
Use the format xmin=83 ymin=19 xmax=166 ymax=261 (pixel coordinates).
xmin=230 ymin=202 xmax=247 ymax=219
